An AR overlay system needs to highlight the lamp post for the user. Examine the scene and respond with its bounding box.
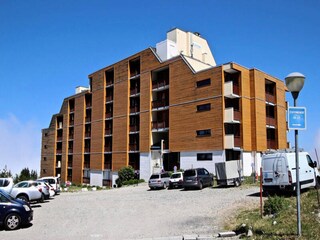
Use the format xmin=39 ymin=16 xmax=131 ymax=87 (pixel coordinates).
xmin=285 ymin=72 xmax=305 ymax=237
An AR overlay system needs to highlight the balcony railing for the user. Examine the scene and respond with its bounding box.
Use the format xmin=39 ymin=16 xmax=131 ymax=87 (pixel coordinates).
xmin=83 ymin=162 xmax=90 ymax=169
xmin=104 ymin=146 xmax=112 ymax=152
xmin=86 ymin=102 xmax=92 ymax=108
xmin=225 ymin=134 xmax=241 ymax=149
xmin=57 ymin=136 xmax=63 ymax=141
xmin=265 ymin=92 xmax=276 ymax=104
xmin=266 ymin=116 xmax=276 ymax=126
xmin=84 ymin=147 xmax=90 ymax=153
xmin=69 ymin=120 xmax=74 ymax=126
xmin=68 ymin=148 xmax=73 ymax=154
xmin=105 ymin=112 xmax=113 ymax=119
xmin=68 ymin=162 xmax=72 ymax=168
xmin=152 ymin=100 xmax=169 ymax=109
xmin=129 ymin=143 xmax=139 ymax=151
xmin=106 ymin=95 xmax=113 ymax=102
xmin=224 ymin=81 xmax=240 ymax=98
xmin=106 ymin=80 xmax=113 ymax=86
xmin=152 ymin=80 xmax=169 ymax=90
xmin=105 ymin=128 xmax=112 ymax=135
xmin=267 ymin=139 xmax=277 ymax=149
xmin=85 ymin=117 xmax=91 ymax=123
xmin=56 ymin=149 xmax=62 ymax=154
xmin=69 ymin=134 xmax=74 ymax=139
xmin=130 ymin=125 xmax=139 ymax=132
xmin=130 ymin=106 xmax=140 ymax=113
xmin=224 ymin=108 xmax=241 ymax=123
xmin=152 ymin=121 xmax=169 ymax=129
xmin=130 ymin=88 xmax=140 ymax=95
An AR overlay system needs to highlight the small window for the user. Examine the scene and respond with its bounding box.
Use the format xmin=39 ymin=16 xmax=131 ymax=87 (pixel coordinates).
xmin=196 ymin=78 xmax=211 ymax=88
xmin=196 ymin=129 xmax=211 ymax=136
xmin=197 ymin=103 xmax=211 ymax=112
xmin=197 ymin=153 xmax=213 ymax=161
xmin=43 ymin=157 xmax=47 ymax=161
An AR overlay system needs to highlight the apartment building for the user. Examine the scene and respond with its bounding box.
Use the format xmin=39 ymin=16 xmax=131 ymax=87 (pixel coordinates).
xmin=41 ymin=28 xmax=287 ymax=186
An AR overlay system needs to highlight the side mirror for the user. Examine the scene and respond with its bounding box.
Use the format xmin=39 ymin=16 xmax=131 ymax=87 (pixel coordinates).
xmin=314 ymin=161 xmax=318 ymax=168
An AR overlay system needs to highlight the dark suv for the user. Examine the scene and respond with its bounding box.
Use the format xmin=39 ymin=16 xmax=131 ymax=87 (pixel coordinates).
xmin=183 ymin=168 xmax=213 ymax=190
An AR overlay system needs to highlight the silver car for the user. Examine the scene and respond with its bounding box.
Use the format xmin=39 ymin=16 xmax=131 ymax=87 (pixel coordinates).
xmin=148 ymin=172 xmax=170 ymax=190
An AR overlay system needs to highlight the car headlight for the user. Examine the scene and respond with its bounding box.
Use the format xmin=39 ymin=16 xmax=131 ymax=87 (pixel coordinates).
xmin=23 ymin=205 xmax=31 ymax=211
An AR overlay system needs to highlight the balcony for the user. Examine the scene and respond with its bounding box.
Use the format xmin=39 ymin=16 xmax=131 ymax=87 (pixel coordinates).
xmin=224 ymin=81 xmax=240 ymax=98
xmin=104 ymin=146 xmax=112 ymax=152
xmin=267 ymin=139 xmax=277 ymax=149
xmin=129 ymin=143 xmax=139 ymax=152
xmin=69 ymin=134 xmax=74 ymax=140
xmin=152 ymin=100 xmax=169 ymax=109
xmin=56 ymin=149 xmax=62 ymax=154
xmin=106 ymin=80 xmax=113 ymax=87
xmin=130 ymin=125 xmax=139 ymax=132
xmin=69 ymin=120 xmax=74 ymax=126
xmin=224 ymin=108 xmax=241 ymax=123
xmin=85 ymin=117 xmax=91 ymax=123
xmin=130 ymin=87 xmax=140 ymax=95
xmin=68 ymin=162 xmax=72 ymax=168
xmin=105 ymin=112 xmax=113 ymax=119
xmin=105 ymin=128 xmax=112 ymax=135
xmin=152 ymin=80 xmax=169 ymax=90
xmin=266 ymin=116 xmax=276 ymax=127
xmin=106 ymin=95 xmax=113 ymax=102
xmin=152 ymin=121 xmax=169 ymax=131
xmin=86 ymin=102 xmax=92 ymax=109
xmin=224 ymin=134 xmax=241 ymax=149
xmin=68 ymin=148 xmax=73 ymax=154
xmin=84 ymin=147 xmax=90 ymax=153
xmin=265 ymin=92 xmax=276 ymax=104
xmin=56 ymin=136 xmax=63 ymax=141
xmin=130 ymin=106 xmax=140 ymax=114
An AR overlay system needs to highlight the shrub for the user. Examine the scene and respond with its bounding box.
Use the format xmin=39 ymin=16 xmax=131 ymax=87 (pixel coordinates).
xmin=263 ymin=195 xmax=290 ymax=215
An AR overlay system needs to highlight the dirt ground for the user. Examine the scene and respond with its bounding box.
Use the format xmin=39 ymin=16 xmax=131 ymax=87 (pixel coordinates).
xmin=1 ymin=183 xmax=260 ymax=240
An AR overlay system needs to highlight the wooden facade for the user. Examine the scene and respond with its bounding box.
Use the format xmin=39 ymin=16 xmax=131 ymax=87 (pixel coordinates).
xmin=41 ymin=47 xmax=287 ymax=184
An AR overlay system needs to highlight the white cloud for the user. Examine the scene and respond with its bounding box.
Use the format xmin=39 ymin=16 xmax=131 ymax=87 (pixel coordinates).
xmin=0 ymin=114 xmax=41 ymax=175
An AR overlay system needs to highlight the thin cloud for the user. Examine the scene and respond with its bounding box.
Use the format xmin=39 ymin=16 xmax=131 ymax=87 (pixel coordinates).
xmin=0 ymin=114 xmax=41 ymax=175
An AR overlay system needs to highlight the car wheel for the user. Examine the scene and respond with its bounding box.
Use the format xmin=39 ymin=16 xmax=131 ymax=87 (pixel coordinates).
xmin=38 ymin=193 xmax=45 ymax=203
xmin=198 ymin=181 xmax=203 ymax=190
xmin=4 ymin=213 xmax=21 ymax=230
xmin=163 ymin=182 xmax=167 ymax=189
xmin=234 ymin=179 xmax=240 ymax=187
xmin=17 ymin=194 xmax=29 ymax=203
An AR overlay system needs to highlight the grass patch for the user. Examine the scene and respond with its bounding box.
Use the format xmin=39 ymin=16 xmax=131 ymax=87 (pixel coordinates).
xmin=227 ymin=189 xmax=320 ymax=239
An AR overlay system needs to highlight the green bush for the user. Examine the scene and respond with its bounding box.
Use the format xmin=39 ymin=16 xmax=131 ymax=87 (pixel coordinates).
xmin=263 ymin=195 xmax=290 ymax=215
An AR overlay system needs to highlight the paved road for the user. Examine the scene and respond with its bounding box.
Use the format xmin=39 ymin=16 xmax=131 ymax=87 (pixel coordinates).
xmin=1 ymin=183 xmax=260 ymax=240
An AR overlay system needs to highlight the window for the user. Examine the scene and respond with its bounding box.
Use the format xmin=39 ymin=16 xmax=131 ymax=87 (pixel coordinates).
xmin=196 ymin=129 xmax=211 ymax=136
xmin=196 ymin=78 xmax=211 ymax=88
xmin=197 ymin=153 xmax=213 ymax=161
xmin=197 ymin=103 xmax=211 ymax=112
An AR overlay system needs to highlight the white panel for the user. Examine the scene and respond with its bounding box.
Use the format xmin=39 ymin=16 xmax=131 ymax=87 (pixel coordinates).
xmin=242 ymin=152 xmax=253 ymax=176
xmin=90 ymin=171 xmax=103 ymax=187
xmin=180 ymin=151 xmax=224 ymax=175
xmin=139 ymin=152 xmax=151 ymax=181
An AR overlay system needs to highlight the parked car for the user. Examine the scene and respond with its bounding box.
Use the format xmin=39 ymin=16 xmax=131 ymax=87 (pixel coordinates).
xmin=168 ymin=172 xmax=184 ymax=189
xmin=35 ymin=181 xmax=50 ymax=200
xmin=0 ymin=189 xmax=33 ymax=230
xmin=10 ymin=181 xmax=44 ymax=203
xmin=148 ymin=172 xmax=170 ymax=190
xmin=0 ymin=178 xmax=14 ymax=193
xmin=262 ymin=150 xmax=320 ymax=194
xmin=38 ymin=177 xmax=61 ymax=195
xmin=183 ymin=168 xmax=213 ymax=190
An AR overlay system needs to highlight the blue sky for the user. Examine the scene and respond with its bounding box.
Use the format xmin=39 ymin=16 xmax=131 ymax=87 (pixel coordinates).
xmin=1 ymin=0 xmax=319 ymax=174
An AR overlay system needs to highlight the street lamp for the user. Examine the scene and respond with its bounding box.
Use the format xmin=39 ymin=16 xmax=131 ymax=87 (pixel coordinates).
xmin=285 ymin=72 xmax=305 ymax=237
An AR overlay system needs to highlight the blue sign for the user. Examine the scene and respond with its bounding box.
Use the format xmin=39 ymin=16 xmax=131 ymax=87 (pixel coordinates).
xmin=288 ymin=107 xmax=306 ymax=130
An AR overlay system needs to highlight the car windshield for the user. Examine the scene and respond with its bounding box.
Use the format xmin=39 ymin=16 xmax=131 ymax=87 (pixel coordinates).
xmin=150 ymin=174 xmax=160 ymax=179
xmin=0 ymin=190 xmax=15 ymax=201
xmin=184 ymin=170 xmax=196 ymax=177
xmin=171 ymin=173 xmax=181 ymax=179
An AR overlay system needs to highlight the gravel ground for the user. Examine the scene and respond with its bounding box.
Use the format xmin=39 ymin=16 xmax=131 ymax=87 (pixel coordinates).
xmin=1 ymin=183 xmax=260 ymax=240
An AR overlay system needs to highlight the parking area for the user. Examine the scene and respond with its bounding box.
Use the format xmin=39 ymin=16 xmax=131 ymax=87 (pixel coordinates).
xmin=1 ymin=183 xmax=259 ymax=240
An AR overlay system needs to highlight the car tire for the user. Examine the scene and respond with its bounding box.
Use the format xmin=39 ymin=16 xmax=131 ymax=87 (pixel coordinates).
xmin=163 ymin=182 xmax=167 ymax=189
xmin=4 ymin=213 xmax=21 ymax=230
xmin=38 ymin=193 xmax=45 ymax=203
xmin=199 ymin=181 xmax=203 ymax=190
xmin=17 ymin=194 xmax=29 ymax=203
xmin=234 ymin=179 xmax=240 ymax=187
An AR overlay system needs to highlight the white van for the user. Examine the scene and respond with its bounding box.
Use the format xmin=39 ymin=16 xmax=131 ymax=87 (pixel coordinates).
xmin=262 ymin=150 xmax=320 ymax=193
